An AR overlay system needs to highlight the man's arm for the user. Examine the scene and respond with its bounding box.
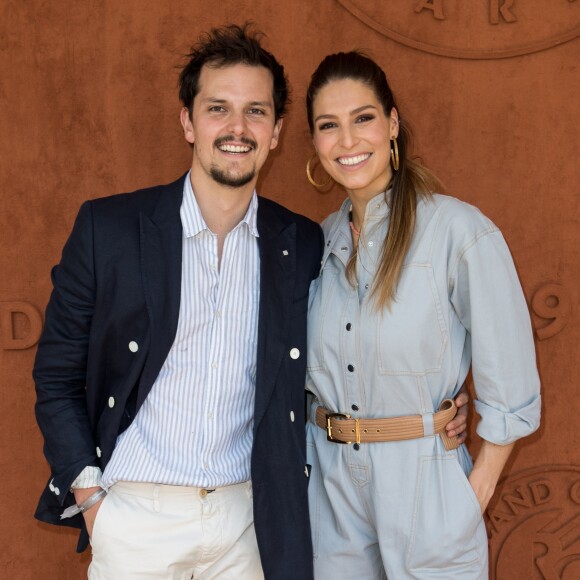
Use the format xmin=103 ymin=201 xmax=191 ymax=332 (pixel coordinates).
xmin=34 ymin=201 xmax=100 ymax=506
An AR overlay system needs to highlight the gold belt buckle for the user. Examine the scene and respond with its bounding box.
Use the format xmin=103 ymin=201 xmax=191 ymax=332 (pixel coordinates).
xmin=326 ymin=412 xmax=352 ymax=444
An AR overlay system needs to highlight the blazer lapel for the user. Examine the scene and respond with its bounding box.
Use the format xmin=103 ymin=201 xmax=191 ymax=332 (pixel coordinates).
xmin=137 ymin=175 xmax=185 ymax=408
xmin=254 ymin=200 xmax=297 ymax=431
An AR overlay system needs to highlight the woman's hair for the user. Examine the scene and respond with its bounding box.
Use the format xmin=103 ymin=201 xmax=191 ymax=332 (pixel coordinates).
xmin=306 ymin=51 xmax=443 ymax=310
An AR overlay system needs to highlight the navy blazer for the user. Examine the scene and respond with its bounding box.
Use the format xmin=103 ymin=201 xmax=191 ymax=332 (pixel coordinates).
xmin=33 ymin=174 xmax=323 ymax=580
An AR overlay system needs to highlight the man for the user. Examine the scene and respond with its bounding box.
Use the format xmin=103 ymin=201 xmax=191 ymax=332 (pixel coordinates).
xmin=34 ymin=24 xmax=322 ymax=579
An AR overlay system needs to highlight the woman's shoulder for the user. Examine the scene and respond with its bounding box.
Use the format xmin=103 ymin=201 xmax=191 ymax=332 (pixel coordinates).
xmin=422 ymin=193 xmax=499 ymax=238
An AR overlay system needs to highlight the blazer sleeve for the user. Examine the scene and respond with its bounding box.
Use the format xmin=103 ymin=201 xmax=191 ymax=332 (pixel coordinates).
xmin=33 ymin=200 xmax=100 ymax=504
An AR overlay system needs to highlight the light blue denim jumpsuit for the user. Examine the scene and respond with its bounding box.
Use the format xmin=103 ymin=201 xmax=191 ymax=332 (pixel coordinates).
xmin=306 ymin=193 xmax=541 ymax=579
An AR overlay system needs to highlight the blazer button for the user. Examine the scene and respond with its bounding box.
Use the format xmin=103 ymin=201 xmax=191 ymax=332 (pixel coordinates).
xmin=53 ymin=487 xmax=60 ymax=496
xmin=128 ymin=341 xmax=139 ymax=353
xmin=108 ymin=397 xmax=115 ymax=408
xmin=290 ymin=348 xmax=300 ymax=360
xmin=96 ymin=446 xmax=102 ymax=458
xmin=290 ymin=410 xmax=295 ymax=422
xmin=49 ymin=479 xmax=55 ymax=492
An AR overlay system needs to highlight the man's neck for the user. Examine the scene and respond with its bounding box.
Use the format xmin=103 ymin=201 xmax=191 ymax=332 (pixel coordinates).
xmin=189 ymin=171 xmax=257 ymax=264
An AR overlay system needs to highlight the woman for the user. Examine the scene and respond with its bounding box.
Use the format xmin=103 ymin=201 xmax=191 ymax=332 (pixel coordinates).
xmin=304 ymin=52 xmax=541 ymax=579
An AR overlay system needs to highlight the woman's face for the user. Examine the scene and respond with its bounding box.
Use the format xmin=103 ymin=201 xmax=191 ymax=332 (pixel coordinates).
xmin=311 ymin=78 xmax=398 ymax=200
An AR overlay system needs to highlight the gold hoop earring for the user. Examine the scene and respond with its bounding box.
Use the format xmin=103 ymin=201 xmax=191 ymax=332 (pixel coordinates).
xmin=390 ymin=138 xmax=400 ymax=172
xmin=306 ymin=155 xmax=332 ymax=189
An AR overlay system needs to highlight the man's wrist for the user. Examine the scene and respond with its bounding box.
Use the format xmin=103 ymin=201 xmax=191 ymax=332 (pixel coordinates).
xmin=62 ymin=487 xmax=107 ymax=520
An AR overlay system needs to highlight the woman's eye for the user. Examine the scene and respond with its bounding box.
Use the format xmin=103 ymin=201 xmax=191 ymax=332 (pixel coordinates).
xmin=356 ymin=114 xmax=374 ymax=123
xmin=318 ymin=122 xmax=336 ymax=131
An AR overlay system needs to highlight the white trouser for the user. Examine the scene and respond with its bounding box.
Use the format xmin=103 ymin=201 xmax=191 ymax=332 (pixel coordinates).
xmin=88 ymin=481 xmax=264 ymax=580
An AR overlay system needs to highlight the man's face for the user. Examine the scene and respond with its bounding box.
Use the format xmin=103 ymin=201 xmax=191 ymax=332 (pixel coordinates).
xmin=181 ymin=63 xmax=283 ymax=190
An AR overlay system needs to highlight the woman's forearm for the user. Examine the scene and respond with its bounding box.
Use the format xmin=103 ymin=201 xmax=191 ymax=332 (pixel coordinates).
xmin=468 ymin=440 xmax=515 ymax=513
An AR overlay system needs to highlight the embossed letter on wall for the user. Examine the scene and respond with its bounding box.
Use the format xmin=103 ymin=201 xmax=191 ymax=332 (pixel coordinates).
xmin=336 ymin=1 xmax=580 ymax=58
xmin=0 ymin=302 xmax=43 ymax=350
xmin=487 ymin=465 xmax=580 ymax=579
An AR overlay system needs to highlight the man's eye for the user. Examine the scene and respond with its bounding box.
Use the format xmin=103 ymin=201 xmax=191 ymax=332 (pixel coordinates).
xmin=248 ymin=108 xmax=265 ymax=115
xmin=209 ymin=106 xmax=226 ymax=112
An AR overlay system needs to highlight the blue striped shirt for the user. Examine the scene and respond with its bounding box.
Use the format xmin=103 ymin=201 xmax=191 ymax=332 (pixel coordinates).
xmin=102 ymin=173 xmax=260 ymax=488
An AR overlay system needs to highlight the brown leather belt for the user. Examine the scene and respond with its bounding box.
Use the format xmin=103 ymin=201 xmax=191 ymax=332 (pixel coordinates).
xmin=315 ymin=399 xmax=460 ymax=451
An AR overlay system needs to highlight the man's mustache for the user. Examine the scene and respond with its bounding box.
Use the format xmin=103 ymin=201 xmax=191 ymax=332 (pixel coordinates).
xmin=214 ymin=135 xmax=257 ymax=149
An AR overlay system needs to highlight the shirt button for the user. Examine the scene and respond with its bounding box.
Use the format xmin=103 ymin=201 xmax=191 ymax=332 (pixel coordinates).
xmin=211 ymin=362 xmax=218 ymax=369
xmin=216 ymin=310 xmax=221 ymax=318
xmin=290 ymin=348 xmax=300 ymax=360
xmin=96 ymin=446 xmax=102 ymax=458
xmin=365 ymin=283 xmax=369 ymax=290
xmin=199 ymin=489 xmax=208 ymax=498
xmin=346 ymin=323 xmax=352 ymax=331
xmin=351 ymin=404 xmax=359 ymax=411
xmin=290 ymin=411 xmax=295 ymax=422
xmin=108 ymin=397 xmax=115 ymax=408
xmin=368 ymin=241 xmax=374 ymax=247
xmin=347 ymin=364 xmax=354 ymax=372
xmin=128 ymin=341 xmax=138 ymax=353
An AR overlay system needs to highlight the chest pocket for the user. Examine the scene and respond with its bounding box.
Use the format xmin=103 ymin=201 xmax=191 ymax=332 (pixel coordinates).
xmin=376 ymin=264 xmax=448 ymax=375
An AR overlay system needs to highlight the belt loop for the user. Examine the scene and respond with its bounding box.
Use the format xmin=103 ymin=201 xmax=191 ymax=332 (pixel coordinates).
xmin=421 ymin=412 xmax=435 ymax=437
xmin=354 ymin=418 xmax=361 ymax=445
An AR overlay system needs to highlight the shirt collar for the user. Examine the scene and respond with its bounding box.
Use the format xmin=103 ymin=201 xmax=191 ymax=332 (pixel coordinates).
xmin=180 ymin=171 xmax=260 ymax=239
xmin=320 ymin=190 xmax=391 ymax=269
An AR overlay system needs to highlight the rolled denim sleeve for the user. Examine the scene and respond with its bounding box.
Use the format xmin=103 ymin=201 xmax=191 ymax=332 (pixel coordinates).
xmin=450 ymin=228 xmax=541 ymax=445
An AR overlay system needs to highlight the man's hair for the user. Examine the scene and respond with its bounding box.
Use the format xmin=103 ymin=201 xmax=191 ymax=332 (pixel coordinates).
xmin=179 ymin=23 xmax=289 ymax=121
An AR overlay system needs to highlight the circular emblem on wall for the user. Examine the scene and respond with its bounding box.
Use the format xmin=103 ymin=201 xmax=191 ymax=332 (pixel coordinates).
xmin=336 ymin=1 xmax=580 ymax=59
xmin=486 ymin=465 xmax=580 ymax=579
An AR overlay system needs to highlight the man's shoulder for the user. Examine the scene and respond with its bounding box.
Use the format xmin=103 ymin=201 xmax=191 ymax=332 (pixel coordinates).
xmin=87 ymin=174 xmax=185 ymax=216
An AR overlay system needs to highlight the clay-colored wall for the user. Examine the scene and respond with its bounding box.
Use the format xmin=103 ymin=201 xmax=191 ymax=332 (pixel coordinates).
xmin=0 ymin=1 xmax=578 ymax=578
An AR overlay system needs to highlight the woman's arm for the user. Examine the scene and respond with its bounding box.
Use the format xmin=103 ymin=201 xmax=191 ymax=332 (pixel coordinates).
xmin=468 ymin=441 xmax=515 ymax=512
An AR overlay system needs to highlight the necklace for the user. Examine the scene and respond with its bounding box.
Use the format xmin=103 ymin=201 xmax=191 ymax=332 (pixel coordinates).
xmin=348 ymin=206 xmax=360 ymax=237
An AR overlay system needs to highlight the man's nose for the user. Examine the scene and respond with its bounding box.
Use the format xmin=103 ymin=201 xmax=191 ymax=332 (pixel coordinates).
xmin=227 ymin=111 xmax=247 ymax=136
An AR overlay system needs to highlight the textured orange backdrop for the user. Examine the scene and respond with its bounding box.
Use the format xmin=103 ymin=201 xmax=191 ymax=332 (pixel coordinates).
xmin=0 ymin=1 xmax=578 ymax=578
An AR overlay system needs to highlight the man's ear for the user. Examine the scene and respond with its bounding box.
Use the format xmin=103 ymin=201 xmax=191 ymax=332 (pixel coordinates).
xmin=180 ymin=107 xmax=195 ymax=144
xmin=270 ymin=118 xmax=284 ymax=150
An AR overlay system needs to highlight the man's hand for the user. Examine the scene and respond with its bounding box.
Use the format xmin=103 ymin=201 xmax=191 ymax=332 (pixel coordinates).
xmin=73 ymin=486 xmax=105 ymax=538
xmin=446 ymin=389 xmax=470 ymax=444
